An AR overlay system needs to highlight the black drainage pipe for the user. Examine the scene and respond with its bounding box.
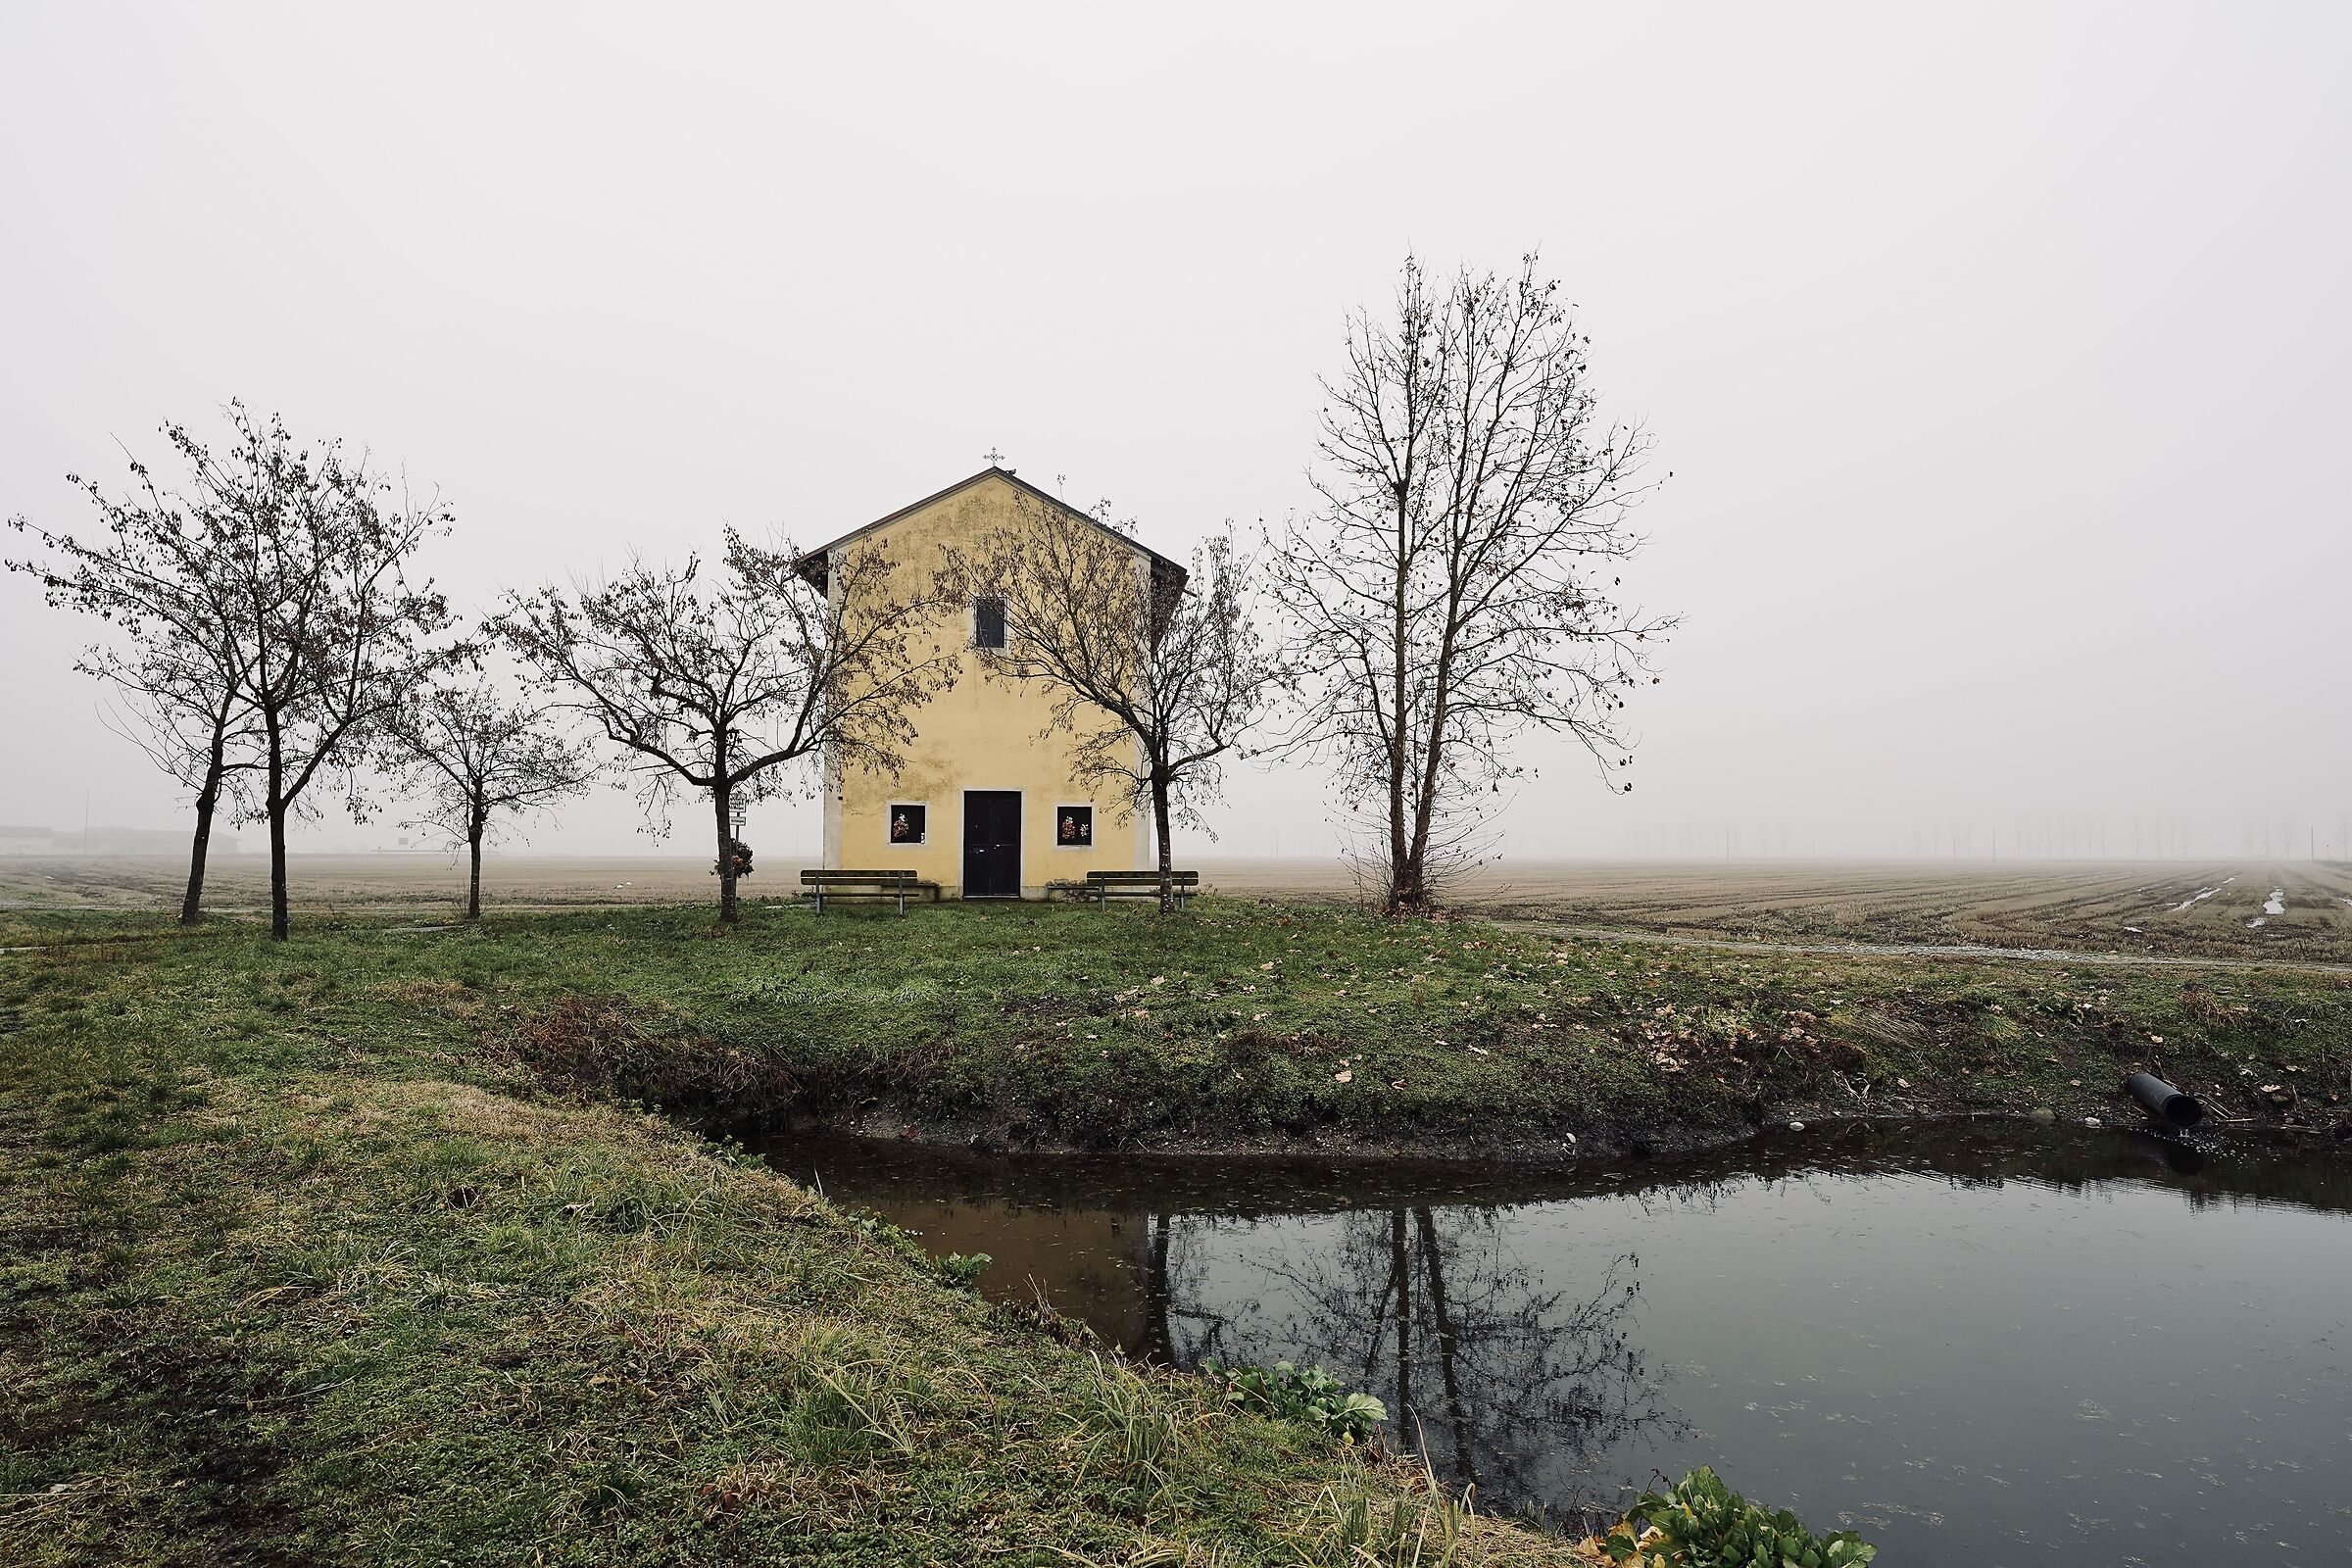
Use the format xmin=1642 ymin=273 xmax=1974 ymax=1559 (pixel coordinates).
xmin=2124 ymin=1072 xmax=2206 ymax=1130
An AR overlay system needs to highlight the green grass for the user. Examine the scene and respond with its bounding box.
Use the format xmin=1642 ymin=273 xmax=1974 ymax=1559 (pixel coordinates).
xmin=3 ymin=897 xmax=2346 ymax=1564
xmin=32 ymin=894 xmax=2315 ymax=1149
xmin=0 ymin=902 xmax=1642 ymax=1567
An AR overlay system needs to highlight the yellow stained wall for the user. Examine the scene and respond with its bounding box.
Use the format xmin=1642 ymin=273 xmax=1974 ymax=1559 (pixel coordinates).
xmin=821 ymin=473 xmax=1151 ymax=897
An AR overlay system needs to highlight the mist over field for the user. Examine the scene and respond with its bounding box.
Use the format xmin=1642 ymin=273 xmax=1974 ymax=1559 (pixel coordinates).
xmin=9 ymin=19 xmax=2352 ymax=1558
xmin=4 ymin=4 xmax=2347 ymax=861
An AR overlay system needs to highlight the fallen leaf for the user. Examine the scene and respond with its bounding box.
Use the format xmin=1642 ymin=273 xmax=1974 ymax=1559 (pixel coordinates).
xmin=1334 ymin=1069 xmax=1353 ymax=1084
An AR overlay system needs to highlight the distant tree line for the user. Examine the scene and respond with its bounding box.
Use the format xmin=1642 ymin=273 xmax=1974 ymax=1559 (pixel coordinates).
xmin=6 ymin=252 xmax=1671 ymax=929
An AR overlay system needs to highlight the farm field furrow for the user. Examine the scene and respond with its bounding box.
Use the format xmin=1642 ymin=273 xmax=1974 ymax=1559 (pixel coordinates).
xmin=1207 ymin=858 xmax=2352 ymax=964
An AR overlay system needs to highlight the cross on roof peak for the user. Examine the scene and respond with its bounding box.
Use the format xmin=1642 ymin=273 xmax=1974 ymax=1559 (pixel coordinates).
xmin=983 ymin=447 xmax=1006 ymax=466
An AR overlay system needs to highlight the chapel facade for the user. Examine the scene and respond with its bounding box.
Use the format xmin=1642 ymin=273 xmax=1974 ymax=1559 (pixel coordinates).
xmin=794 ymin=466 xmax=1185 ymax=898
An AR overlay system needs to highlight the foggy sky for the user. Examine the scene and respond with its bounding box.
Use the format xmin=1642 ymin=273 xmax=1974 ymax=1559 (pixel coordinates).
xmin=5 ymin=2 xmax=2347 ymax=863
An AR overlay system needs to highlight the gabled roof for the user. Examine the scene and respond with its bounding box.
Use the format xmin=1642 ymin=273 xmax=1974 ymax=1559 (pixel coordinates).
xmin=793 ymin=466 xmax=1188 ymax=600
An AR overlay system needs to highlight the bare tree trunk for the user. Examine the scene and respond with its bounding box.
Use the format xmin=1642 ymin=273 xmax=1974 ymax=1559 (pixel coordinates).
xmin=267 ymin=805 xmax=289 ymax=940
xmin=1140 ymin=1212 xmax=1173 ymax=1363
xmin=714 ymin=772 xmax=738 ymax=925
xmin=181 ymin=786 xmax=218 ymax=924
xmin=1392 ymin=1207 xmax=1411 ymax=1428
xmin=180 ymin=736 xmax=230 ymax=925
xmin=466 ymin=818 xmax=484 ymax=921
xmin=181 ymin=691 xmax=243 ymax=923
xmin=1403 ymin=640 xmax=1455 ymax=911
xmin=1416 ymin=1204 xmax=1476 ymax=1488
xmin=265 ymin=714 xmax=290 ymax=942
xmin=1389 ymin=485 xmax=1413 ymax=915
xmin=1152 ymin=772 xmax=1176 ymax=914
xmin=1394 ymin=850 xmax=1427 ymax=916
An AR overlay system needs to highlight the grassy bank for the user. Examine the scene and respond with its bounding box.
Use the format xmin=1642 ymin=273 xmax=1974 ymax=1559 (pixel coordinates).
xmin=10 ymin=898 xmax=2349 ymax=1155
xmin=4 ymin=899 xmax=2346 ymax=1563
xmin=1 ymin=908 xmax=1590 ymax=1566
xmin=51 ymin=894 xmax=2337 ymax=1150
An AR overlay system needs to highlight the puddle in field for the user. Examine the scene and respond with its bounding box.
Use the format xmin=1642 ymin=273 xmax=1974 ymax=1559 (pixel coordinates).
xmin=756 ymin=1123 xmax=2352 ymax=1565
xmin=2169 ymin=875 xmax=2235 ymax=913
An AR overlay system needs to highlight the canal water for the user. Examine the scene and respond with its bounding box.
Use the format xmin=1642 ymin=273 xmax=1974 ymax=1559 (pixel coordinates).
xmin=752 ymin=1123 xmax=2352 ymax=1564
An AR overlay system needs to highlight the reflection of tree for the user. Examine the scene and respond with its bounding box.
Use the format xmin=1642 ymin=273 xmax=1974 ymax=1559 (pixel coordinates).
xmin=1142 ymin=1203 xmax=1684 ymax=1512
xmin=1135 ymin=1212 xmax=1254 ymax=1369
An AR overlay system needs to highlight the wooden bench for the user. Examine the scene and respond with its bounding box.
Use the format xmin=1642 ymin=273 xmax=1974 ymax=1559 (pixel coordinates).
xmin=800 ymin=868 xmax=939 ymax=914
xmin=1075 ymin=869 xmax=1200 ymax=908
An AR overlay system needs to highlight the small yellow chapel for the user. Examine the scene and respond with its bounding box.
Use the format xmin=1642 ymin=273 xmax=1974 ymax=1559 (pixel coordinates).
xmin=792 ymin=466 xmax=1186 ymax=899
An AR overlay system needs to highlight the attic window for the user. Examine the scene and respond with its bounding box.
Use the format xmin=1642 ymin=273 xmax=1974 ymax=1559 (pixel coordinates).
xmin=972 ymin=596 xmax=1006 ymax=650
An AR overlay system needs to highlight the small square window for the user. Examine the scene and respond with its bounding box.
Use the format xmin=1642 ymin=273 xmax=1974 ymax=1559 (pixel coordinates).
xmin=1054 ymin=806 xmax=1094 ymax=848
xmin=888 ymin=803 xmax=927 ymax=846
xmin=973 ymin=596 xmax=1006 ymax=650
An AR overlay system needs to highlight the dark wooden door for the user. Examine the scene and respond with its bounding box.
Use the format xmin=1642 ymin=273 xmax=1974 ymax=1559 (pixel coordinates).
xmin=962 ymin=790 xmax=1021 ymax=899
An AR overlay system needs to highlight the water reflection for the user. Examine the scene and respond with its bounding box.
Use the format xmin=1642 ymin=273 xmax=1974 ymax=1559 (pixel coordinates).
xmin=756 ymin=1123 xmax=2352 ymax=1565
xmin=1151 ymin=1204 xmax=1683 ymax=1512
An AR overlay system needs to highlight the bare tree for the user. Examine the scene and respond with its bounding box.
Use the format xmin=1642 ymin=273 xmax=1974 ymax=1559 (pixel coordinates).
xmin=7 ymin=451 xmax=260 ymax=920
xmin=7 ymin=414 xmax=356 ymax=926
xmin=386 ymin=677 xmax=599 ymax=919
xmin=953 ymin=496 xmax=1273 ymax=911
xmin=1271 ymin=254 xmax=1676 ymax=915
xmin=496 ymin=531 xmax=960 ymax=923
xmin=163 ymin=406 xmax=458 ymax=940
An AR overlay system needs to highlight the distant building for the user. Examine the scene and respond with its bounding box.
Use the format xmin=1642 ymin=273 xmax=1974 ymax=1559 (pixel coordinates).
xmin=794 ymin=466 xmax=1182 ymax=899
